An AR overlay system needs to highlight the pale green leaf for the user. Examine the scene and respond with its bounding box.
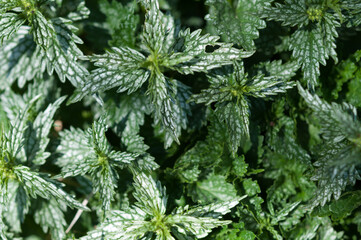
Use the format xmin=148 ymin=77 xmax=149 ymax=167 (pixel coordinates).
xmin=205 ymin=0 xmax=270 ymax=50
xmin=188 ymin=173 xmax=238 ymax=204
xmin=34 ymin=198 xmax=67 ymax=240
xmin=0 ymin=13 xmax=25 ymax=43
xmin=133 ymin=170 xmax=167 ymax=216
xmin=0 ymin=26 xmax=45 ymax=88
xmin=13 ymin=165 xmax=89 ymax=210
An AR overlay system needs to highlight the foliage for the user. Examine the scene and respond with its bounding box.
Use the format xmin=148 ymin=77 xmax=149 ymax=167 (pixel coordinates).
xmin=0 ymin=0 xmax=361 ymax=239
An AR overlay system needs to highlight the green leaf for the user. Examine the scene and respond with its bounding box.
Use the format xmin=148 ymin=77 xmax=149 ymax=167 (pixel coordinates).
xmin=164 ymin=29 xmax=254 ymax=74
xmin=171 ymin=114 xmax=227 ymax=183
xmin=3 ymin=181 xmax=29 ymax=233
xmin=99 ymin=0 xmax=139 ymax=47
xmin=0 ymin=13 xmax=26 ymax=43
xmin=263 ymin=0 xmax=340 ymax=89
xmin=66 ymin=0 xmax=90 ymax=21
xmin=216 ymin=99 xmax=249 ymax=155
xmin=31 ymin=11 xmax=54 ymax=49
xmin=34 ymin=198 xmax=67 ymax=240
xmin=0 ymin=1 xmax=89 ymax=88
xmin=84 ymin=47 xmax=148 ymax=96
xmin=44 ymin=18 xmax=89 ymax=87
xmin=298 ymin=84 xmax=361 ymax=207
xmin=242 ymin=179 xmax=260 ymax=197
xmin=314 ymin=190 xmax=361 ymax=221
xmin=342 ymin=0 xmax=361 ymax=27
xmin=232 ymin=155 xmax=248 ymax=178
xmin=23 ymin=96 xmax=66 ymax=165
xmin=192 ymin=61 xmax=294 ymax=155
xmin=13 ymin=165 xmax=88 ymax=210
xmin=290 ymin=17 xmax=339 ymax=89
xmin=262 ymin=0 xmax=309 ymax=27
xmin=81 ymin=169 xmax=242 ymax=239
xmin=298 ymin=83 xmax=360 ymax=144
xmin=132 ymin=170 xmax=167 ymax=216
xmin=57 ymin=118 xmax=138 ymax=211
xmin=0 ymin=26 xmax=45 ymax=88
xmin=188 ymin=173 xmax=238 ymax=204
xmin=205 ymin=0 xmax=270 ymax=50
xmin=80 ymin=208 xmax=150 ymax=240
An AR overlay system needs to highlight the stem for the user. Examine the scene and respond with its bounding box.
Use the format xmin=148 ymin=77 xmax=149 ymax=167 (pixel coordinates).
xmin=65 ymin=193 xmax=94 ymax=234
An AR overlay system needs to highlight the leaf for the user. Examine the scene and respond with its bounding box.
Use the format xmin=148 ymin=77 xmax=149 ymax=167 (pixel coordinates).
xmin=34 ymin=198 xmax=67 ymax=240
xmin=164 ymin=29 xmax=254 ymax=74
xmin=31 ymin=11 xmax=54 ymax=49
xmin=342 ymin=0 xmax=361 ymax=27
xmin=262 ymin=0 xmax=309 ymax=27
xmin=290 ymin=18 xmax=339 ymax=89
xmin=57 ymin=118 xmax=138 ymax=211
xmin=192 ymin=61 xmax=294 ymax=155
xmin=13 ymin=165 xmax=88 ymax=210
xmin=253 ymin=60 xmax=300 ymax=80
xmin=263 ymin=0 xmax=340 ymax=89
xmin=154 ymin=80 xmax=192 ymax=148
xmin=205 ymin=0 xmax=270 ymax=50
xmin=66 ymin=0 xmax=90 ymax=21
xmin=0 ymin=26 xmax=45 ymax=88
xmin=132 ymin=170 xmax=167 ymax=216
xmin=298 ymin=84 xmax=361 ymax=207
xmin=188 ymin=173 xmax=238 ymax=204
xmin=81 ymin=169 xmax=242 ymax=239
xmin=171 ymin=114 xmax=227 ymax=183
xmin=0 ymin=1 xmax=89 ymax=88
xmin=314 ymin=190 xmax=361 ymax=221
xmin=216 ymin=100 xmax=249 ymax=155
xmin=99 ymin=0 xmax=139 ymax=47
xmin=44 ymin=18 xmax=89 ymax=87
xmin=3 ymin=181 xmax=29 ymax=233
xmin=298 ymin=83 xmax=360 ymax=144
xmin=80 ymin=208 xmax=150 ymax=240
xmin=23 ymin=96 xmax=66 ymax=165
xmin=83 ymin=47 xmax=148 ymax=97
xmin=148 ymin=71 xmax=182 ymax=144
xmin=0 ymin=13 xmax=26 ymax=43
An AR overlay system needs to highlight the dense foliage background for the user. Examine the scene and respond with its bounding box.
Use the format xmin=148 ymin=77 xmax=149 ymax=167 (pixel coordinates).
xmin=1 ymin=0 xmax=361 ymax=239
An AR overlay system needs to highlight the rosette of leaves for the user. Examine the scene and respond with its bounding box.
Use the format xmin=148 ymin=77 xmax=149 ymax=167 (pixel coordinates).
xmin=0 ymin=0 xmax=89 ymax=88
xmin=191 ymin=61 xmax=296 ymax=156
xmin=56 ymin=117 xmax=144 ymax=212
xmin=263 ymin=0 xmax=361 ymax=90
xmin=81 ymin=170 xmax=244 ymax=240
xmin=298 ymin=83 xmax=361 ymax=208
xmin=70 ymin=0 xmax=253 ymax=146
xmin=0 ymin=84 xmax=87 ymax=239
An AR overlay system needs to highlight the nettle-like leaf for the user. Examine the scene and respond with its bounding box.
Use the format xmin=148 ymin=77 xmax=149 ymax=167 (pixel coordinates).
xmin=342 ymin=0 xmax=361 ymax=27
xmin=56 ymin=117 xmax=139 ymax=211
xmin=34 ymin=198 xmax=67 ymax=240
xmin=101 ymin=92 xmax=159 ymax=170
xmin=13 ymin=165 xmax=87 ymax=210
xmin=298 ymin=84 xmax=361 ymax=208
xmin=313 ymin=190 xmax=361 ymax=221
xmin=263 ymin=0 xmax=342 ymax=89
xmin=71 ymin=0 xmax=253 ymax=145
xmin=187 ymin=173 xmax=238 ymax=204
xmin=99 ymin=0 xmax=139 ymax=48
xmin=205 ymin=0 xmax=271 ymax=51
xmin=170 ymin=113 xmax=228 ymax=183
xmin=0 ymin=98 xmax=88 ymax=236
xmin=192 ymin=61 xmax=295 ymax=156
xmin=0 ymin=0 xmax=89 ymax=88
xmin=81 ymin=170 xmax=244 ymax=240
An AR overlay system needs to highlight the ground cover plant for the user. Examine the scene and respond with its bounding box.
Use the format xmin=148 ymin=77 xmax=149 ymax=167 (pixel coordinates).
xmin=0 ymin=0 xmax=361 ymax=239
